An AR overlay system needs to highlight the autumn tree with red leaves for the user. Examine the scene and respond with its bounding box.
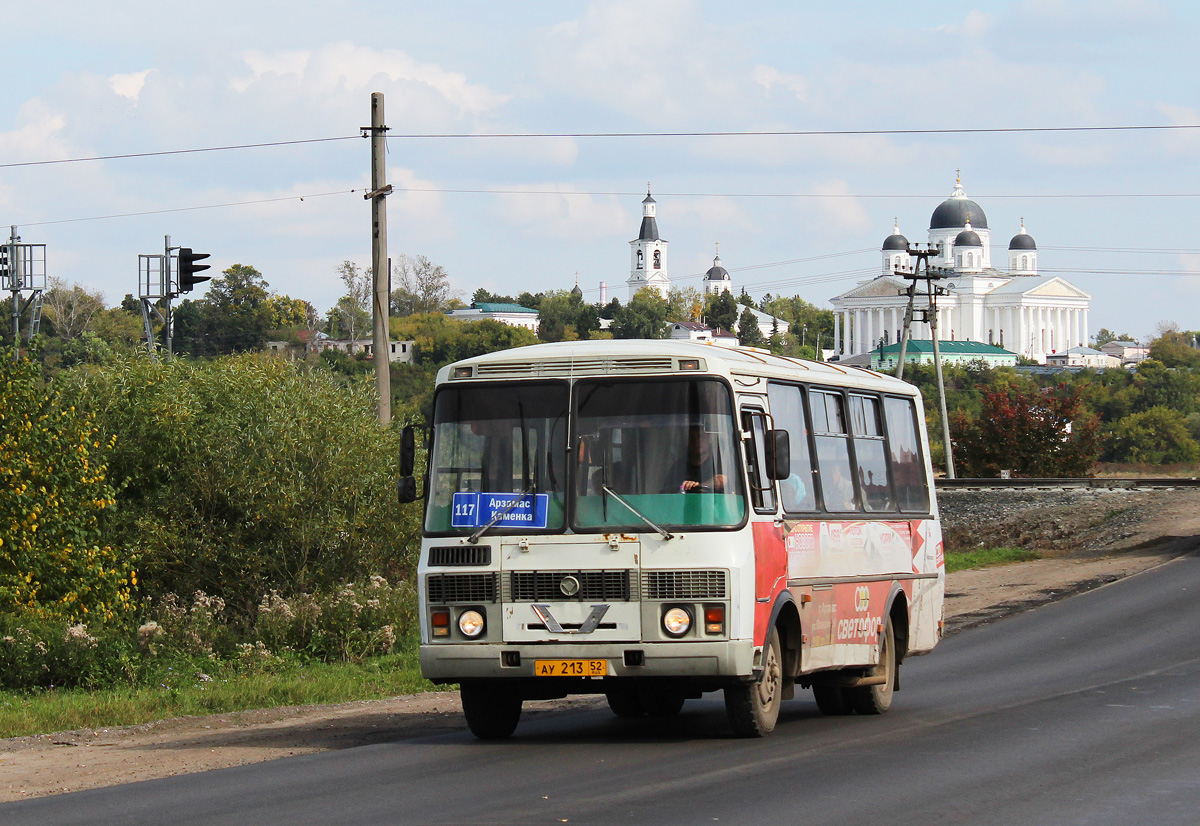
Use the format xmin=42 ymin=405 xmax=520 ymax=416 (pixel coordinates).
xmin=950 ymin=383 xmax=1101 ymax=478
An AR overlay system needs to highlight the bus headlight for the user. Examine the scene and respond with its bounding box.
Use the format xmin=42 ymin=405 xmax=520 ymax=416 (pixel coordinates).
xmin=662 ymin=606 xmax=692 ymax=638
xmin=458 ymin=609 xmax=486 ymax=638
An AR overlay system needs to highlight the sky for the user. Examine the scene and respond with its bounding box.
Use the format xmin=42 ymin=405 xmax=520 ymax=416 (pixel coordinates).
xmin=2 ymin=0 xmax=1199 ymax=342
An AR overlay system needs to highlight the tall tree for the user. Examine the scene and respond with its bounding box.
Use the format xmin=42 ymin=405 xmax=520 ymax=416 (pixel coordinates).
xmin=705 ymin=291 xmax=740 ymax=332
xmin=737 ymin=307 xmax=767 ymax=347
xmin=177 ymin=264 xmax=273 ymax=356
xmin=329 ymin=261 xmax=372 ymax=348
xmin=611 ymin=288 xmax=669 ymax=339
xmin=392 ymin=254 xmax=457 ymax=316
xmin=41 ymin=278 xmax=104 ymax=340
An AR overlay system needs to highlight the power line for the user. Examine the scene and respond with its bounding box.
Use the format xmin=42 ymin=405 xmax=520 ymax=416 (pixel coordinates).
xmin=4 ymin=123 xmax=1198 ymax=170
xmin=388 ymin=186 xmax=1200 ymax=200
xmin=387 ymin=124 xmax=1200 ymax=139
xmin=0 ymin=136 xmax=363 ymax=170
xmin=18 ymin=190 xmax=359 ymax=228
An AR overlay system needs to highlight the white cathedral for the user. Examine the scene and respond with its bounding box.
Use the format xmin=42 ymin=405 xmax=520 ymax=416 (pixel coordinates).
xmin=830 ymin=176 xmax=1091 ymax=364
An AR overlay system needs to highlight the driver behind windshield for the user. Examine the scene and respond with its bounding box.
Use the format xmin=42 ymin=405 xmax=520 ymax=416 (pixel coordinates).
xmin=674 ymin=425 xmax=727 ymax=493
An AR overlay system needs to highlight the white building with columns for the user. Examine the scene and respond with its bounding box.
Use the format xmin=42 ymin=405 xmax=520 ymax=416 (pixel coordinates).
xmin=831 ymin=176 xmax=1091 ymax=364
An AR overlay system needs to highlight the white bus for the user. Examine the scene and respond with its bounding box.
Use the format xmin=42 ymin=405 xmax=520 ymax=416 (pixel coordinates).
xmin=404 ymin=339 xmax=944 ymax=738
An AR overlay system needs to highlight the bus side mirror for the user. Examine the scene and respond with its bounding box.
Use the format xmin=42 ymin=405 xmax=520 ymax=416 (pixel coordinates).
xmin=766 ymin=429 xmax=791 ymax=481
xmin=398 ymin=425 xmax=418 ymax=504
xmin=400 ymin=426 xmax=416 ymax=476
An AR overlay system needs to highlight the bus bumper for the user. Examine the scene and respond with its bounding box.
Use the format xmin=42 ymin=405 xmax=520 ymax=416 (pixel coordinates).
xmin=420 ymin=640 xmax=755 ymax=682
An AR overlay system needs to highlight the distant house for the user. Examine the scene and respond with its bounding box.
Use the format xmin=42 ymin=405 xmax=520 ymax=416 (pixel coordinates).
xmin=668 ymin=321 xmax=739 ymax=348
xmin=870 ymin=340 xmax=1018 ymax=371
xmin=312 ymin=334 xmax=415 ymax=363
xmin=1046 ymin=346 xmax=1120 ymax=369
xmin=446 ymin=302 xmax=539 ymax=331
xmin=1099 ymin=340 xmax=1148 ymax=365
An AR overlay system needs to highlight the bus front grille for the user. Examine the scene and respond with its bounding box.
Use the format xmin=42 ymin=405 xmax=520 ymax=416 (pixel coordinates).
xmin=643 ymin=570 xmax=728 ymax=600
xmin=428 ymin=545 xmax=492 ymax=566
xmin=506 ymin=570 xmax=634 ymax=602
xmin=426 ymin=573 xmax=499 ymax=604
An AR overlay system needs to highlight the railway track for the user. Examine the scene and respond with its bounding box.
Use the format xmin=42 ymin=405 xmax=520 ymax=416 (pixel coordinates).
xmin=937 ymin=477 xmax=1200 ymax=491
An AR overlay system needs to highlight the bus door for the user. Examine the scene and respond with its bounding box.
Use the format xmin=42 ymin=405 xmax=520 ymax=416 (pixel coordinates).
xmin=741 ymin=403 xmax=787 ymax=648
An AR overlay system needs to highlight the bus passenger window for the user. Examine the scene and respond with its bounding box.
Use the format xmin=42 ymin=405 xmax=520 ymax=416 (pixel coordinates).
xmin=850 ymin=395 xmax=893 ymax=512
xmin=884 ymin=397 xmax=930 ymax=512
xmin=811 ymin=391 xmax=857 ymax=512
xmin=767 ymin=383 xmax=816 ymax=512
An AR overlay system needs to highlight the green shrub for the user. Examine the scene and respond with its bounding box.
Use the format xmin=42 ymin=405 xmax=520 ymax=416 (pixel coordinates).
xmin=0 ymin=349 xmax=132 ymax=620
xmin=58 ymin=352 xmax=421 ymax=616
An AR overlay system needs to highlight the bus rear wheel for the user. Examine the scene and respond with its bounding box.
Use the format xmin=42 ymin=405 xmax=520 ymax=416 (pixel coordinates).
xmin=812 ymin=685 xmax=853 ymax=715
xmin=849 ymin=617 xmax=896 ymax=715
xmin=460 ymin=680 xmax=523 ymax=739
xmin=725 ymin=627 xmax=783 ymax=737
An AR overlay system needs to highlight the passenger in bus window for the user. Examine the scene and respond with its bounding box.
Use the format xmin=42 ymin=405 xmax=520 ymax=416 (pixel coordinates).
xmin=675 ymin=425 xmax=727 ymax=493
xmin=780 ymin=469 xmax=813 ymax=511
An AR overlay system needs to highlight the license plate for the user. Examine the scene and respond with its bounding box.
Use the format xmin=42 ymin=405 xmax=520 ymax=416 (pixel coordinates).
xmin=534 ymin=659 xmax=607 ymax=677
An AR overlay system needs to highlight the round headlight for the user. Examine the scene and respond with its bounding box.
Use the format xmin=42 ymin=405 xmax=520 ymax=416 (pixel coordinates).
xmin=458 ymin=609 xmax=486 ymax=638
xmin=662 ymin=606 xmax=692 ymax=638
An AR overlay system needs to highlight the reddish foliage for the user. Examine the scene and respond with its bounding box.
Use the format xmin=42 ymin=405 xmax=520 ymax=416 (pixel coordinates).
xmin=951 ymin=383 xmax=1101 ymax=478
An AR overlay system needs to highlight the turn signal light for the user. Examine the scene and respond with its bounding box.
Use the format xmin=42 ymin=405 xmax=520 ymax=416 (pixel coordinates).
xmin=431 ymin=609 xmax=451 ymax=638
xmin=704 ymin=605 xmax=725 ymax=635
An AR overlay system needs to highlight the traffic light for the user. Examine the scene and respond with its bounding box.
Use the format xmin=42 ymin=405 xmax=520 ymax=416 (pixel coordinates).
xmin=177 ymin=247 xmax=211 ymax=292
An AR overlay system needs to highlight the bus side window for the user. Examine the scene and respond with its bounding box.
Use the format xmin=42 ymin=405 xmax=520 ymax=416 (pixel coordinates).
xmin=884 ymin=397 xmax=930 ymax=512
xmin=850 ymin=395 xmax=894 ymax=512
xmin=741 ymin=408 xmax=777 ymax=513
xmin=767 ymin=382 xmax=817 ymax=512
xmin=810 ymin=390 xmax=858 ymax=513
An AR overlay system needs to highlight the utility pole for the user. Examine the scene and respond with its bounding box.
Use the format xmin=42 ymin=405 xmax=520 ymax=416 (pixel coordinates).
xmin=892 ymin=245 xmax=956 ymax=479
xmin=1 ymin=226 xmax=47 ymax=360
xmin=364 ymin=92 xmax=393 ymax=424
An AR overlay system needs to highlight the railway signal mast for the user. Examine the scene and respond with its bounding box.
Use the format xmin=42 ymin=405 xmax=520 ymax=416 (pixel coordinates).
xmin=1 ymin=226 xmax=47 ymax=361
xmin=138 ymin=235 xmax=210 ymax=358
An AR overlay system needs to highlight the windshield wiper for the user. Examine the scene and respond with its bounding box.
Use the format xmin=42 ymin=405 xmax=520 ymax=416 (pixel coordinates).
xmin=600 ymin=484 xmax=674 ymax=541
xmin=468 ymin=485 xmax=536 ymax=544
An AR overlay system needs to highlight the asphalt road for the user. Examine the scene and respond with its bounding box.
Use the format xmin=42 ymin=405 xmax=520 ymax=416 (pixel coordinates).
xmin=6 ymin=551 xmax=1200 ymax=826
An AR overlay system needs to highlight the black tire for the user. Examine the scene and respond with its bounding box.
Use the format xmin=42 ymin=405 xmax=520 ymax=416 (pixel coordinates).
xmin=849 ymin=617 xmax=896 ymax=715
xmin=605 ymin=690 xmax=644 ymax=718
xmin=460 ymin=681 xmax=522 ymax=739
xmin=643 ymin=692 xmax=686 ymax=717
xmin=812 ymin=684 xmax=853 ymax=716
xmin=725 ymin=626 xmax=784 ymax=737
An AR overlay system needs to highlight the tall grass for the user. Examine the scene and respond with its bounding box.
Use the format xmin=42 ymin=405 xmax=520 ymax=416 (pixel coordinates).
xmin=0 ymin=650 xmax=438 ymax=739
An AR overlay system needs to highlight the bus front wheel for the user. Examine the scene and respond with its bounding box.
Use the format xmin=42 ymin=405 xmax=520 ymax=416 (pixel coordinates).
xmin=460 ymin=680 xmax=522 ymax=739
xmin=725 ymin=627 xmax=783 ymax=737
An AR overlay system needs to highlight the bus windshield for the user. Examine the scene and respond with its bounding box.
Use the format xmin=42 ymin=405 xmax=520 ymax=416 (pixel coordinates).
xmin=573 ymin=378 xmax=745 ymax=530
xmin=425 ymin=382 xmax=569 ymax=535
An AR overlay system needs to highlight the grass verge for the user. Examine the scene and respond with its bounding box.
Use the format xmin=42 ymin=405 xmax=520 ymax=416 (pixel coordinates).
xmin=0 ymin=647 xmax=439 ymax=740
xmin=945 ymin=547 xmax=1041 ymax=574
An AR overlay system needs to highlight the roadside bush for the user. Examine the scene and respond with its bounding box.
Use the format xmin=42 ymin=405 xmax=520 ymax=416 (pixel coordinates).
xmin=57 ymin=352 xmax=421 ymax=617
xmin=0 ymin=349 xmax=133 ymax=621
xmin=1104 ymin=407 xmax=1200 ymax=464
xmin=951 ymin=383 xmax=1102 ymax=477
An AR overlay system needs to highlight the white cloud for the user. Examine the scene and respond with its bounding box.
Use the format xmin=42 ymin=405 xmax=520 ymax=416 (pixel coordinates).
xmin=752 ymin=65 xmax=807 ymax=102
xmin=493 ymin=184 xmax=627 ymax=240
xmin=934 ymin=10 xmax=994 ymax=37
xmin=808 ymin=180 xmax=871 ymax=233
xmin=233 ymin=42 xmax=509 ymax=116
xmin=109 ymin=69 xmax=151 ymax=102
